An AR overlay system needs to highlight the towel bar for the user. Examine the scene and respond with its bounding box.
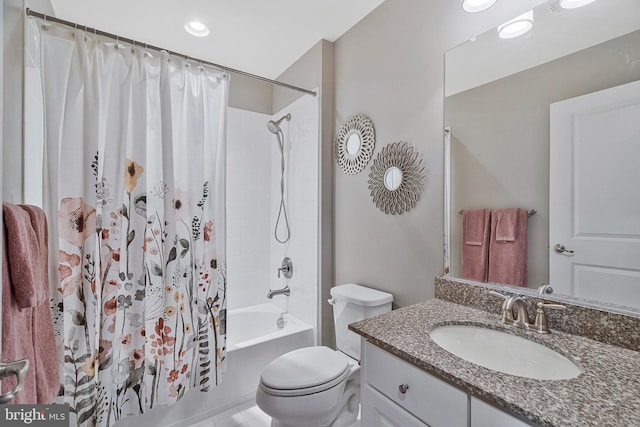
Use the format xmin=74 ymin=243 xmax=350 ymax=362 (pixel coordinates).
xmin=458 ymin=209 xmax=537 ymax=217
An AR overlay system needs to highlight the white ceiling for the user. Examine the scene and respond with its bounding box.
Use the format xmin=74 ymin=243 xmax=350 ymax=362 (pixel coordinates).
xmin=49 ymin=0 xmax=385 ymax=80
xmin=446 ymin=0 xmax=640 ymax=96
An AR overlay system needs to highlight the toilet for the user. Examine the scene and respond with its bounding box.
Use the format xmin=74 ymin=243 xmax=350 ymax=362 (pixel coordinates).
xmin=256 ymin=284 xmax=393 ymax=427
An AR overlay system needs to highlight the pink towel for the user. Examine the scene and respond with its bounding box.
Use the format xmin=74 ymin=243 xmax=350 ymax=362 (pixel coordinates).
xmin=495 ymin=208 xmax=520 ymax=242
xmin=488 ymin=208 xmax=528 ymax=287
xmin=2 ymin=222 xmax=38 ymax=404
xmin=2 ymin=203 xmax=46 ymax=308
xmin=1 ymin=204 xmax=59 ymax=404
xmin=461 ymin=209 xmax=491 ymax=282
xmin=20 ymin=205 xmax=60 ymax=404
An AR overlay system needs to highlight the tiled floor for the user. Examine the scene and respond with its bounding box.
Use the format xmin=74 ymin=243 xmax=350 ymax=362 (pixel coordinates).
xmin=188 ymin=401 xmax=272 ymax=427
xmin=188 ymin=401 xmax=361 ymax=427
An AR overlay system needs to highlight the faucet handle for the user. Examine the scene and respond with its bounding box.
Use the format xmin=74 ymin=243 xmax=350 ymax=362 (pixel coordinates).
xmin=538 ymin=302 xmax=566 ymax=311
xmin=489 ymin=291 xmax=512 ymax=323
xmin=488 ymin=291 xmax=507 ymax=301
xmin=533 ymin=302 xmax=566 ymax=334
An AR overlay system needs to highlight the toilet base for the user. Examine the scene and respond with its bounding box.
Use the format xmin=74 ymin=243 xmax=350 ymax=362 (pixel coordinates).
xmin=266 ymin=378 xmax=360 ymax=427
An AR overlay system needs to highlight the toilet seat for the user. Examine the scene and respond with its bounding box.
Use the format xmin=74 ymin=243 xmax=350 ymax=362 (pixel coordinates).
xmin=260 ymin=347 xmax=350 ymax=397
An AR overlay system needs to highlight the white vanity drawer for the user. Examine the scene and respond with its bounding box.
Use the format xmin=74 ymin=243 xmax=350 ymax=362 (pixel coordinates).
xmin=362 ymin=384 xmax=429 ymax=427
xmin=364 ymin=341 xmax=468 ymax=427
xmin=471 ymin=397 xmax=532 ymax=427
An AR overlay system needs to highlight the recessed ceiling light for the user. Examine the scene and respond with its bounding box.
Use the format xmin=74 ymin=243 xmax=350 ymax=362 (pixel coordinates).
xmin=185 ymin=21 xmax=210 ymax=37
xmin=497 ymin=10 xmax=534 ymax=39
xmin=559 ymin=0 xmax=596 ymax=9
xmin=462 ymin=0 xmax=498 ymax=13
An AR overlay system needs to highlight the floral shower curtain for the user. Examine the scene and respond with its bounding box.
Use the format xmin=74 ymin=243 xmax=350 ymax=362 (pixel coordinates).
xmin=31 ymin=20 xmax=228 ymax=426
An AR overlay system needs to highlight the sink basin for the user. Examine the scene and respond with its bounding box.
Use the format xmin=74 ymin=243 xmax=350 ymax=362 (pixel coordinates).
xmin=429 ymin=325 xmax=580 ymax=380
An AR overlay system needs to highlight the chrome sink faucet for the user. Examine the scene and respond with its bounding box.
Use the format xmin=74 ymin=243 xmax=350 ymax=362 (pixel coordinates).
xmin=490 ymin=291 xmax=530 ymax=328
xmin=489 ymin=291 xmax=565 ymax=334
xmin=505 ymin=294 xmax=530 ymax=329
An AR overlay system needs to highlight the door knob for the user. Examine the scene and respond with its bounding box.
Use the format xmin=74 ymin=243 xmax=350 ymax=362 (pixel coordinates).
xmin=553 ymin=244 xmax=574 ymax=254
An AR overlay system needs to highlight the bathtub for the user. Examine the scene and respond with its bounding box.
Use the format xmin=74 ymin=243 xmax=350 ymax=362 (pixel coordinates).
xmin=117 ymin=303 xmax=314 ymax=427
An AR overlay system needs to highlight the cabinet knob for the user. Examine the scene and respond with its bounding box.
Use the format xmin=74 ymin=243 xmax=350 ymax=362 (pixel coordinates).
xmin=398 ymin=383 xmax=409 ymax=394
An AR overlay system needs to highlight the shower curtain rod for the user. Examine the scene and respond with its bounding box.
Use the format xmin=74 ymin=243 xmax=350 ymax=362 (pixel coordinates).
xmin=26 ymin=8 xmax=318 ymax=97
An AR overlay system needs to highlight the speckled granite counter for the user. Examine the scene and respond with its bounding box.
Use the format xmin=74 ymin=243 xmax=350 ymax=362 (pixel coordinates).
xmin=349 ymin=299 xmax=640 ymax=427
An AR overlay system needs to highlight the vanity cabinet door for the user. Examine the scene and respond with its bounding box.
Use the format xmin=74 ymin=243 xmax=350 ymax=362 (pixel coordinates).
xmin=362 ymin=384 xmax=430 ymax=427
xmin=363 ymin=342 xmax=468 ymax=427
xmin=471 ymin=397 xmax=532 ymax=427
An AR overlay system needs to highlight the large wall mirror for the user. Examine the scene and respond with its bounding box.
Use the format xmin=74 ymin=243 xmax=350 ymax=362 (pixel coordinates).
xmin=444 ymin=0 xmax=640 ymax=311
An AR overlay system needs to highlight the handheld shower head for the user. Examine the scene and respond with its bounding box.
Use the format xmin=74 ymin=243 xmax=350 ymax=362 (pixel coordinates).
xmin=267 ymin=113 xmax=291 ymax=134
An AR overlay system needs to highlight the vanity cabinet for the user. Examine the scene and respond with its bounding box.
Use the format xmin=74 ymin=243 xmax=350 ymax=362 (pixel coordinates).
xmin=362 ymin=385 xmax=429 ymax=427
xmin=361 ymin=341 xmax=533 ymax=427
xmin=471 ymin=397 xmax=530 ymax=427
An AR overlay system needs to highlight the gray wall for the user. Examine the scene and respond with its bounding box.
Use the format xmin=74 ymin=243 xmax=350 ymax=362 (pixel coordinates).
xmin=332 ymin=0 xmax=545 ymax=308
xmin=274 ymin=40 xmax=335 ymax=347
xmin=228 ymin=72 xmax=273 ymax=114
xmin=3 ymin=0 xmax=26 ymax=203
xmin=446 ymin=29 xmax=640 ymax=289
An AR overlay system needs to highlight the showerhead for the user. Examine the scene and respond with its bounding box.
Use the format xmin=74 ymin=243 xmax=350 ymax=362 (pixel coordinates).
xmin=267 ymin=113 xmax=291 ymax=134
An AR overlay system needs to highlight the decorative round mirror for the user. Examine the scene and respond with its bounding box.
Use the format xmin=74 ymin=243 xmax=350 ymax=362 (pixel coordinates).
xmin=384 ymin=166 xmax=403 ymax=191
xmin=336 ymin=114 xmax=375 ymax=175
xmin=368 ymin=142 xmax=426 ymax=215
xmin=346 ymin=133 xmax=362 ymax=155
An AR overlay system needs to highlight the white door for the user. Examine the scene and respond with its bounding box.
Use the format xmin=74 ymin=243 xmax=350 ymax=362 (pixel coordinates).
xmin=549 ymin=79 xmax=640 ymax=308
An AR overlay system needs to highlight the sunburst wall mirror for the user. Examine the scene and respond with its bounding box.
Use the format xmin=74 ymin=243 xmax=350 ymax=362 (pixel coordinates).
xmin=368 ymin=141 xmax=426 ymax=215
xmin=336 ymin=113 xmax=375 ymax=175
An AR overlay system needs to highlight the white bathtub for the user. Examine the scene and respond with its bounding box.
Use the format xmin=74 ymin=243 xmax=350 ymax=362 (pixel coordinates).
xmin=117 ymin=303 xmax=314 ymax=427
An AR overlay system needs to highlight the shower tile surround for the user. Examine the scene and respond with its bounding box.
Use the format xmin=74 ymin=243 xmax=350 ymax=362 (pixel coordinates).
xmin=350 ymin=277 xmax=640 ymax=426
xmin=226 ymin=108 xmax=273 ymax=310
xmin=269 ymin=94 xmax=319 ymax=337
xmin=226 ymin=95 xmax=319 ymax=333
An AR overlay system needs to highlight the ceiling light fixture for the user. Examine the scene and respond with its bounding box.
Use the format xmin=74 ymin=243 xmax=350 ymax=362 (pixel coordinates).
xmin=185 ymin=21 xmax=210 ymax=38
xmin=497 ymin=10 xmax=534 ymax=39
xmin=559 ymin=0 xmax=596 ymax=9
xmin=462 ymin=0 xmax=498 ymax=13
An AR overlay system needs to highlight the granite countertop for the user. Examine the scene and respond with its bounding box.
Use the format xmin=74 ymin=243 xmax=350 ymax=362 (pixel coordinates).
xmin=349 ymin=298 xmax=640 ymax=427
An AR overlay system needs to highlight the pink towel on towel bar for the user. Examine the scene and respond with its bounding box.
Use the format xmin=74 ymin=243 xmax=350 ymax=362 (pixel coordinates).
xmin=488 ymin=208 xmax=528 ymax=287
xmin=495 ymin=208 xmax=520 ymax=242
xmin=2 ymin=203 xmax=47 ymax=308
xmin=2 ymin=216 xmax=38 ymax=404
xmin=20 ymin=204 xmax=60 ymax=404
xmin=461 ymin=209 xmax=491 ymax=282
xmin=1 ymin=204 xmax=59 ymax=404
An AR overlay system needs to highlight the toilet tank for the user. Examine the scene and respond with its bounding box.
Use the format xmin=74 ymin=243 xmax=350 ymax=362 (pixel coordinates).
xmin=330 ymin=284 xmax=393 ymax=360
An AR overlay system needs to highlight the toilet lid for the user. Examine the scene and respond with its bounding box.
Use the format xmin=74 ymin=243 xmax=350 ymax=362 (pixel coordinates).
xmin=260 ymin=346 xmax=349 ymax=390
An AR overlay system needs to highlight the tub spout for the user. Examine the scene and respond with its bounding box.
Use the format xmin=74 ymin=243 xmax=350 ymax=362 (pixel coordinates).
xmin=267 ymin=286 xmax=290 ymax=299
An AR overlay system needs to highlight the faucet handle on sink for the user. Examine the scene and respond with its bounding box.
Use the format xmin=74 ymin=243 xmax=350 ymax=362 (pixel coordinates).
xmin=488 ymin=290 xmax=507 ymax=301
xmin=538 ymin=302 xmax=566 ymax=311
xmin=488 ymin=291 xmax=510 ymax=323
xmin=533 ymin=302 xmax=566 ymax=334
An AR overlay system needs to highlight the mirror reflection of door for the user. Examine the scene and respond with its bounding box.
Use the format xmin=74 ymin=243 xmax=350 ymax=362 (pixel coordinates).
xmin=444 ymin=0 xmax=640 ymax=308
xmin=549 ymin=80 xmax=640 ymax=309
